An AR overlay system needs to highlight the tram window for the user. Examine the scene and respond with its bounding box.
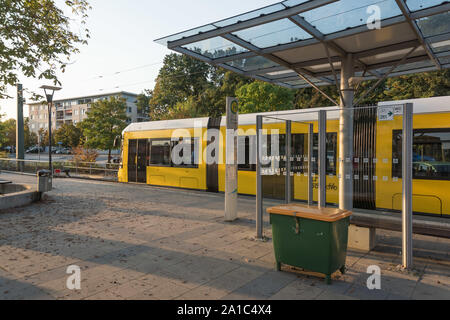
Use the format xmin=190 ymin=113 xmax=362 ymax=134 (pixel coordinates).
xmin=392 ymin=129 xmax=450 ymax=180
xmin=313 ymin=133 xmax=337 ymax=175
xmin=238 ymin=136 xmax=256 ymax=171
xmin=291 ymin=134 xmax=307 ymax=174
xmin=260 ymin=134 xmax=285 ymax=170
xmin=149 ymin=139 xmax=171 ymax=166
xmin=171 ymin=138 xmax=199 ymax=168
xmin=290 ymin=133 xmax=337 ymax=175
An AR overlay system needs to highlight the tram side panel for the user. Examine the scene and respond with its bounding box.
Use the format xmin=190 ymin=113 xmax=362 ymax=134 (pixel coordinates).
xmin=375 ymin=112 xmax=450 ymax=216
xmin=118 ymin=128 xmax=208 ymax=190
xmin=217 ymin=121 xmax=340 ymax=204
xmin=119 ymin=111 xmax=450 ymax=217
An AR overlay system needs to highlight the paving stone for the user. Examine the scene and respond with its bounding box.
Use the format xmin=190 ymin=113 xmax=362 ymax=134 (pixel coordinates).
xmin=0 ymin=173 xmax=448 ymax=300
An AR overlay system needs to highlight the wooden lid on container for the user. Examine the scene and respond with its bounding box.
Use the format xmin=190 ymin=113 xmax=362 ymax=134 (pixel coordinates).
xmin=267 ymin=204 xmax=352 ymax=222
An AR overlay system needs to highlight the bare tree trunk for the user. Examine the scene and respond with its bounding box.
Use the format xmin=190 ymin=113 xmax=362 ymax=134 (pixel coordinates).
xmin=108 ymin=148 xmax=111 ymax=164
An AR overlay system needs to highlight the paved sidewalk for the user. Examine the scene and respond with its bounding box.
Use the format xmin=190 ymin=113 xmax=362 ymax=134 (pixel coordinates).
xmin=0 ymin=173 xmax=448 ymax=300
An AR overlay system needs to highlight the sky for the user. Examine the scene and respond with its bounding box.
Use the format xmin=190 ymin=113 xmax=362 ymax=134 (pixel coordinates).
xmin=0 ymin=0 xmax=278 ymax=120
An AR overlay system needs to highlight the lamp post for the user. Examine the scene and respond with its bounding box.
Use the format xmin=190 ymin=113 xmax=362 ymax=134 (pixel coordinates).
xmin=40 ymin=85 xmax=62 ymax=175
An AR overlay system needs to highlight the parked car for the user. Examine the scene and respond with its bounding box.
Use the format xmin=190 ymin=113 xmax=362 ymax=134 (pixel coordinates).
xmin=26 ymin=146 xmax=44 ymax=153
xmin=112 ymin=157 xmax=121 ymax=164
xmin=55 ymin=147 xmax=72 ymax=154
xmin=2 ymin=146 xmax=15 ymax=153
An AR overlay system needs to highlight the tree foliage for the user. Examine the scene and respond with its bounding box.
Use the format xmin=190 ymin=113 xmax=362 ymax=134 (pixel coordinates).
xmin=80 ymin=96 xmax=127 ymax=163
xmin=54 ymin=122 xmax=83 ymax=148
xmin=0 ymin=117 xmax=37 ymax=148
xmin=146 ymin=53 xmax=449 ymax=120
xmin=236 ymin=82 xmax=296 ymax=113
xmin=0 ymin=0 xmax=91 ymax=98
xmin=136 ymin=89 xmax=152 ymax=115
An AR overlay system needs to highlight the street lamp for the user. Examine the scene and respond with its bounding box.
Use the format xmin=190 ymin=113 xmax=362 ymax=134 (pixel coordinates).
xmin=40 ymin=85 xmax=62 ymax=175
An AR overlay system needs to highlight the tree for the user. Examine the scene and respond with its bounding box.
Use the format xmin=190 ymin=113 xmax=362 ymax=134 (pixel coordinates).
xmin=236 ymin=82 xmax=296 ymax=113
xmin=54 ymin=123 xmax=84 ymax=148
xmin=0 ymin=0 xmax=90 ymax=98
xmin=197 ymin=68 xmax=254 ymax=117
xmin=384 ymin=70 xmax=450 ymax=101
xmin=24 ymin=118 xmax=37 ymax=148
xmin=148 ymin=53 xmax=449 ymax=119
xmin=80 ymin=97 xmax=128 ymax=163
xmin=149 ymin=53 xmax=212 ymax=120
xmin=0 ymin=112 xmax=6 ymax=148
xmin=38 ymin=129 xmax=49 ymax=147
xmin=1 ymin=119 xmax=16 ymax=147
xmin=136 ymin=90 xmax=152 ymax=116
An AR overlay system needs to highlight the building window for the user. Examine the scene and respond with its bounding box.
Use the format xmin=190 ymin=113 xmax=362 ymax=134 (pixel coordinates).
xmin=128 ymin=107 xmax=132 ymax=113
xmin=392 ymin=129 xmax=450 ymax=180
xmin=149 ymin=139 xmax=171 ymax=166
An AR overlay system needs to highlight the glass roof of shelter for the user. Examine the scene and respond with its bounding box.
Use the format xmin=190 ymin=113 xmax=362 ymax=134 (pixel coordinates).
xmin=155 ymin=0 xmax=450 ymax=89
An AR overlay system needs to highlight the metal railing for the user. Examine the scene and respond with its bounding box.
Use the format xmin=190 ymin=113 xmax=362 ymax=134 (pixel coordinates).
xmin=0 ymin=158 xmax=119 ymax=182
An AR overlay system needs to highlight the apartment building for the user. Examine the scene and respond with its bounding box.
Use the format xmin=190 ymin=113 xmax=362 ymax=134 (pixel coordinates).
xmin=28 ymin=91 xmax=148 ymax=133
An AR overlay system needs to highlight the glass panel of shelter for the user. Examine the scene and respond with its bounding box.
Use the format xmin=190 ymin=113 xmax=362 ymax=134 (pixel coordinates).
xmin=231 ymin=18 xmax=312 ymax=49
xmin=182 ymin=37 xmax=249 ymax=59
xmin=406 ymin=0 xmax=448 ymax=12
xmin=299 ymin=0 xmax=402 ymax=35
xmin=254 ymin=106 xmax=429 ymax=215
xmin=339 ymin=105 xmax=411 ymax=214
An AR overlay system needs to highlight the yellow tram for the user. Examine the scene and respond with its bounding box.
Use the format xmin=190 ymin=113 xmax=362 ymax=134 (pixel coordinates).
xmin=118 ymin=96 xmax=450 ymax=217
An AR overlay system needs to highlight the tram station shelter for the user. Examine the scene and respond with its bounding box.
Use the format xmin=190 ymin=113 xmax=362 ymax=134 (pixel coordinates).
xmin=156 ymin=0 xmax=450 ymax=267
xmin=156 ymin=0 xmax=450 ymax=207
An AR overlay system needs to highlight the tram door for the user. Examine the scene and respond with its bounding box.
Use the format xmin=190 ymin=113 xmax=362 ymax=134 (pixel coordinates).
xmin=128 ymin=139 xmax=137 ymax=182
xmin=206 ymin=118 xmax=221 ymax=192
xmin=136 ymin=139 xmax=148 ymax=183
xmin=128 ymin=139 xmax=148 ymax=183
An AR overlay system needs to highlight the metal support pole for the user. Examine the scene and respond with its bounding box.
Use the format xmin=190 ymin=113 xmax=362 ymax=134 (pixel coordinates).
xmin=339 ymin=54 xmax=355 ymax=211
xmin=48 ymin=101 xmax=53 ymax=176
xmin=308 ymin=123 xmax=313 ymax=206
xmin=402 ymin=103 xmax=413 ymax=269
xmin=256 ymin=115 xmax=263 ymax=239
xmin=16 ymin=84 xmax=25 ymax=172
xmin=318 ymin=110 xmax=327 ymax=208
xmin=285 ymin=120 xmax=292 ymax=204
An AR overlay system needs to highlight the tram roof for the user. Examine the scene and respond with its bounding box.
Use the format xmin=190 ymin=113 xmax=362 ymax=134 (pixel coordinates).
xmin=155 ymin=0 xmax=450 ymax=89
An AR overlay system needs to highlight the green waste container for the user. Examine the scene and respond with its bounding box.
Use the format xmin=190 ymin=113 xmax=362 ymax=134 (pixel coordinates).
xmin=268 ymin=204 xmax=352 ymax=284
